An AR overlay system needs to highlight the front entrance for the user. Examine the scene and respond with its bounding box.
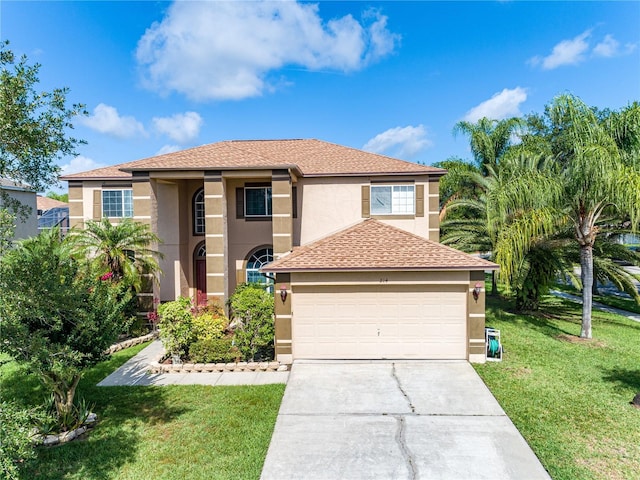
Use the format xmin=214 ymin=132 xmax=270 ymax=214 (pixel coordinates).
xmin=194 ymin=243 xmax=206 ymax=304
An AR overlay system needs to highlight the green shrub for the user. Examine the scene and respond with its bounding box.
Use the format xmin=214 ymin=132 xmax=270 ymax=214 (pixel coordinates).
xmin=191 ymin=311 xmax=228 ymax=341
xmin=0 ymin=401 xmax=43 ymax=480
xmin=158 ymin=297 xmax=193 ymax=357
xmin=188 ymin=338 xmax=239 ymax=363
xmin=228 ymin=283 xmax=275 ymax=361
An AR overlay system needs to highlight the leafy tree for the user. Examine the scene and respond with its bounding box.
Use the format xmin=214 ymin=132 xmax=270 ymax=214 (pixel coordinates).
xmin=0 ymin=208 xmax=16 ymax=255
xmin=434 ymin=157 xmax=480 ymax=220
xmin=46 ymin=191 xmax=68 ymax=203
xmin=495 ymin=95 xmax=640 ymax=337
xmin=68 ymin=217 xmax=163 ymax=291
xmin=0 ymin=228 xmax=131 ymax=423
xmin=0 ymin=41 xmax=85 ymax=217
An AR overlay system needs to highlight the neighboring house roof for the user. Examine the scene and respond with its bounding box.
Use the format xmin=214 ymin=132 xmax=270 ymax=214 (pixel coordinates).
xmin=0 ymin=178 xmax=34 ymax=192
xmin=60 ymin=139 xmax=446 ymax=181
xmin=37 ymin=196 xmax=68 ymax=211
xmin=262 ymin=219 xmax=499 ymax=272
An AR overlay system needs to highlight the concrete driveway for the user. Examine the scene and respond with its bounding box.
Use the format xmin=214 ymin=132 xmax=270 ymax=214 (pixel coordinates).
xmin=261 ymin=361 xmax=550 ymax=480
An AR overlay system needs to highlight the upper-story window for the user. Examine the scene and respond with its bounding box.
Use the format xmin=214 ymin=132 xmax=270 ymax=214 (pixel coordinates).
xmin=193 ymin=188 xmax=205 ymax=235
xmin=245 ymin=187 xmax=272 ymax=217
xmin=102 ymin=190 xmax=133 ymax=218
xmin=370 ymin=185 xmax=415 ymax=215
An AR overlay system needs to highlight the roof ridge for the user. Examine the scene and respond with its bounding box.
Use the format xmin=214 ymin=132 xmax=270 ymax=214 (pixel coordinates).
xmin=263 ymin=218 xmax=499 ymax=272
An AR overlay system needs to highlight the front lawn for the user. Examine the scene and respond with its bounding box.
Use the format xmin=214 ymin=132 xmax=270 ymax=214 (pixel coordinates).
xmin=0 ymin=344 xmax=285 ymax=479
xmin=475 ymin=295 xmax=640 ymax=480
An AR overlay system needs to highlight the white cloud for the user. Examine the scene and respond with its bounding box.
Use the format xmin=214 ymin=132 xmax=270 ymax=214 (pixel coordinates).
xmin=79 ymin=103 xmax=146 ymax=138
xmin=462 ymin=87 xmax=528 ymax=123
xmin=363 ymin=125 xmax=432 ymax=158
xmin=529 ymin=30 xmax=591 ymax=70
xmin=59 ymin=155 xmax=106 ymax=176
xmin=152 ymin=112 xmax=203 ymax=144
xmin=156 ymin=145 xmax=181 ymax=156
xmin=594 ymin=34 xmax=637 ymax=57
xmin=593 ymin=34 xmax=619 ymax=58
xmin=136 ymin=1 xmax=400 ymax=101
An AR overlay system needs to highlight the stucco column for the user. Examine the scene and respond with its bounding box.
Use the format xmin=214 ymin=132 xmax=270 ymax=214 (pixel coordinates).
xmin=67 ymin=181 xmax=84 ymax=229
xmin=428 ymin=177 xmax=440 ymax=242
xmin=467 ymin=270 xmax=487 ymax=363
xmin=273 ymin=273 xmax=293 ymax=364
xmin=271 ymin=170 xmax=293 ymax=259
xmin=132 ymin=172 xmax=156 ymax=312
xmin=203 ymin=171 xmax=227 ymax=302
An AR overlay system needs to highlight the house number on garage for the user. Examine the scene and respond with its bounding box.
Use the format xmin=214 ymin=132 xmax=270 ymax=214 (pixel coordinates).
xmin=379 ymin=278 xmax=388 ymax=283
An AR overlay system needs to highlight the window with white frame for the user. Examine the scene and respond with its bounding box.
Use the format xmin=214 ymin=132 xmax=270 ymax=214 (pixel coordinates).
xmin=193 ymin=188 xmax=205 ymax=235
xmin=102 ymin=190 xmax=133 ymax=218
xmin=246 ymin=247 xmax=274 ymax=292
xmin=245 ymin=187 xmax=272 ymax=217
xmin=370 ymin=185 xmax=415 ymax=215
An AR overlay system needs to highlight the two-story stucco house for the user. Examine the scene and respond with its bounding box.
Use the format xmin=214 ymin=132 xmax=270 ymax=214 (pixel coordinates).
xmin=61 ymin=139 xmax=497 ymax=363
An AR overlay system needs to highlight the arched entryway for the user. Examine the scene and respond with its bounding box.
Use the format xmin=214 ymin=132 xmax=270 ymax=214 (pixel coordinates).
xmin=194 ymin=242 xmax=207 ymax=303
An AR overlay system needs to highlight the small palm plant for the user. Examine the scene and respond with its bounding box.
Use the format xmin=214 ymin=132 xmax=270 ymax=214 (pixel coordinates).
xmin=69 ymin=217 xmax=163 ymax=292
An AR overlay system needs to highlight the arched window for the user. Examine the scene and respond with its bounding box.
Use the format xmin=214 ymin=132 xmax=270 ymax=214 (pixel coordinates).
xmin=193 ymin=188 xmax=205 ymax=235
xmin=246 ymin=247 xmax=274 ymax=291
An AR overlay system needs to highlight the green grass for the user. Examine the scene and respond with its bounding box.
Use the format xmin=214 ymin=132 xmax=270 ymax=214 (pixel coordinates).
xmin=592 ymin=294 xmax=640 ymax=315
xmin=476 ymin=295 xmax=640 ymax=480
xmin=1 ymin=343 xmax=285 ymax=480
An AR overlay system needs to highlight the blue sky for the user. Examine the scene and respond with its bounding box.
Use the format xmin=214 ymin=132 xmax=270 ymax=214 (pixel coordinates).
xmin=2 ymin=1 xmax=639 ymax=192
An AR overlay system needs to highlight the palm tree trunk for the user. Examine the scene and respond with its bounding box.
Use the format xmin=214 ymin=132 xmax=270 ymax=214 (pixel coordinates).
xmin=491 ymin=270 xmax=497 ymax=296
xmin=580 ymin=245 xmax=594 ymax=338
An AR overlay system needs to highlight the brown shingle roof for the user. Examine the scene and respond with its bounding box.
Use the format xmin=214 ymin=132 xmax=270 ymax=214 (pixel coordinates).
xmin=60 ymin=139 xmax=445 ymax=180
xmin=263 ymin=219 xmax=499 ymax=272
xmin=37 ymin=196 xmax=67 ymax=211
xmin=61 ymin=161 xmax=143 ymax=180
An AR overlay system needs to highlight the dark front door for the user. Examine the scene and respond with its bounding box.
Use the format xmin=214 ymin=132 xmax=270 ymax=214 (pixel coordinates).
xmin=196 ymin=259 xmax=207 ymax=304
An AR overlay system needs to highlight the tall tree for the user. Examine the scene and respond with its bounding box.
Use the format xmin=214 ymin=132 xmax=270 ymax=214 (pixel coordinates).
xmin=453 ymin=116 xmax=523 ymax=174
xmin=69 ymin=217 xmax=163 ymax=291
xmin=0 ymin=228 xmax=130 ymax=423
xmin=495 ymin=94 xmax=640 ymax=338
xmin=0 ymin=41 xmax=85 ymax=215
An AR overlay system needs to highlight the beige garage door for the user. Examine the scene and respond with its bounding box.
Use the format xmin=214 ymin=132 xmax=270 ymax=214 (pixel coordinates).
xmin=292 ymin=285 xmax=467 ymax=360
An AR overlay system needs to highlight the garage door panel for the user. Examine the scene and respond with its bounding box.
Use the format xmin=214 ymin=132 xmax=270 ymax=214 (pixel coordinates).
xmin=292 ymin=286 xmax=467 ymax=360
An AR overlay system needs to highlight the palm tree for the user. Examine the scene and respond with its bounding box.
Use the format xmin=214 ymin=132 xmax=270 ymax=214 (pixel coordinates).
xmin=69 ymin=217 xmax=163 ymax=291
xmin=442 ymin=153 xmax=561 ymax=298
xmin=495 ymin=94 xmax=640 ymax=338
xmin=453 ymin=117 xmax=523 ymax=175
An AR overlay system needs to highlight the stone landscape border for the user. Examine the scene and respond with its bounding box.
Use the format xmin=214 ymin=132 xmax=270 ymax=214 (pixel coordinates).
xmin=106 ymin=331 xmax=158 ymax=354
xmin=111 ymin=331 xmax=290 ymax=374
xmin=35 ymin=413 xmax=98 ymax=446
xmin=148 ymin=359 xmax=288 ymax=374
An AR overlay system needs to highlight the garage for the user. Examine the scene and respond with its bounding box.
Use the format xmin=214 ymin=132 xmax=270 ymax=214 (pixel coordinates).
xmin=292 ymin=285 xmax=467 ymax=359
xmin=262 ymin=219 xmax=498 ymax=364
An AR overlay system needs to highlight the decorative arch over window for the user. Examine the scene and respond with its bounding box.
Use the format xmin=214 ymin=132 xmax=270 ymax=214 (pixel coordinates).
xmin=246 ymin=247 xmax=274 ymax=291
xmin=193 ymin=188 xmax=205 ymax=235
